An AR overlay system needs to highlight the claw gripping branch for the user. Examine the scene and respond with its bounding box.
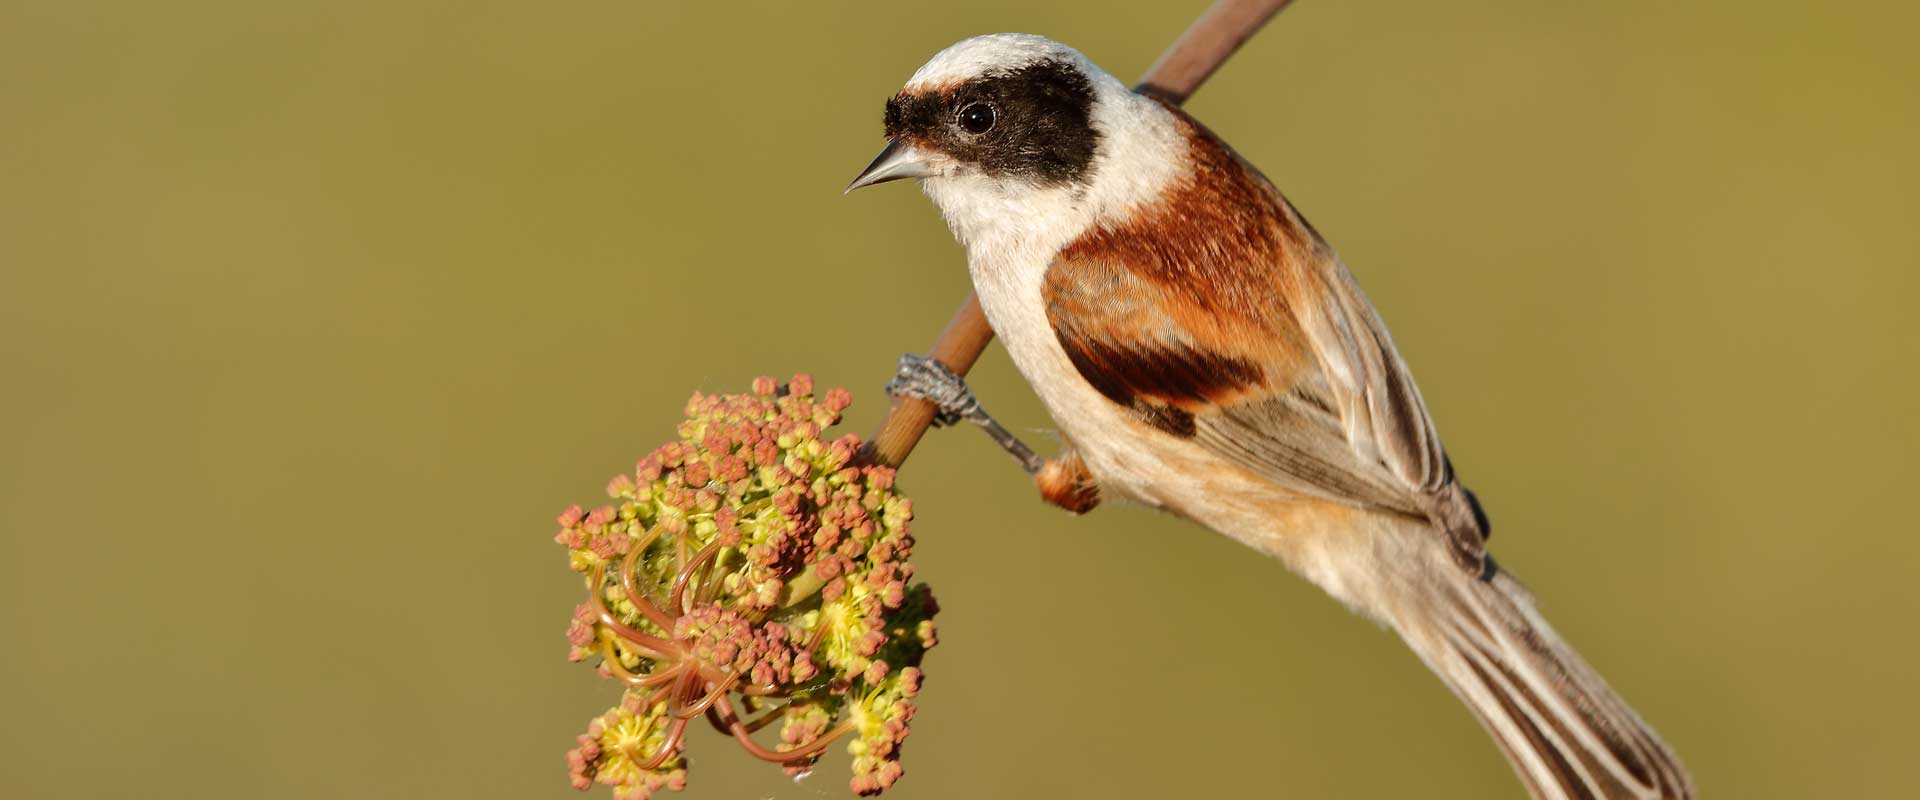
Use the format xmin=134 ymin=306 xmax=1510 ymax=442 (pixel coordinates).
xmin=555 ymin=375 xmax=938 ymax=799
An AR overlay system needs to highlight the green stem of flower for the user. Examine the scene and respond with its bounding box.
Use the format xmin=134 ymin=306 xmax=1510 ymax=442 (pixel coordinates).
xmin=776 ymin=569 xmax=829 ymax=610
xmin=673 ymin=670 xmax=740 ymax=720
xmin=617 ymin=532 xmax=676 ymax=632
xmin=600 ymin=641 xmax=686 ymax=687
xmin=590 ymin=564 xmax=680 ymax=658
xmin=695 ymin=548 xmax=729 ymax=607
xmin=668 ymin=540 xmax=722 ymax=617
xmin=740 ymin=703 xmax=790 ymax=734
xmin=716 ymin=694 xmax=855 ymax=763
xmin=634 ymin=713 xmax=689 ymax=771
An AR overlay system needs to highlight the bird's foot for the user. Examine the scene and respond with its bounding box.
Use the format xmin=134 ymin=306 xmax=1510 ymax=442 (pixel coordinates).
xmin=885 ymin=353 xmax=1043 ymax=474
xmin=884 ymin=354 xmax=978 ymax=428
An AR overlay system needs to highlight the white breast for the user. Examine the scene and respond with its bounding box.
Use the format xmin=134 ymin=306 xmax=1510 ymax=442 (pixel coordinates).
xmin=917 ymin=85 xmax=1203 ymax=509
xmin=966 ymin=234 xmax=1166 ymax=502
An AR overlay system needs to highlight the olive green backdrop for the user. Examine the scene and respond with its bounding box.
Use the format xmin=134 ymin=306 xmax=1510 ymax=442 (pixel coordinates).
xmin=3 ymin=1 xmax=1915 ymax=798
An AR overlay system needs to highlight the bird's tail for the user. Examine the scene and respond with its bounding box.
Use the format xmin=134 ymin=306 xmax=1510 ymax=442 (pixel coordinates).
xmin=1379 ymin=554 xmax=1695 ymax=799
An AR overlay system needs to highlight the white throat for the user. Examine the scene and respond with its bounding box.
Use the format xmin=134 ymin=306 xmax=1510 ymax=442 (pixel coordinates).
xmin=917 ymin=78 xmax=1185 ymax=261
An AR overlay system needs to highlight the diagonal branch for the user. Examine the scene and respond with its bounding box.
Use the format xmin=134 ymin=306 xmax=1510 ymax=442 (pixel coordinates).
xmin=862 ymin=0 xmax=1299 ymax=470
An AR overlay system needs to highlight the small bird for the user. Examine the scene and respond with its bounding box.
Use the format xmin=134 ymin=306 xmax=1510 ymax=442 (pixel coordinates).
xmin=848 ymin=34 xmax=1693 ymax=799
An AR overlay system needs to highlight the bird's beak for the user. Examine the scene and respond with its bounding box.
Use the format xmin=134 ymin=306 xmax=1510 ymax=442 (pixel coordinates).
xmin=844 ymin=139 xmax=935 ymax=193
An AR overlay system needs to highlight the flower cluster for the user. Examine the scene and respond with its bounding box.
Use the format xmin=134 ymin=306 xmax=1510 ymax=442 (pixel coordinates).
xmin=556 ymin=375 xmax=938 ymax=799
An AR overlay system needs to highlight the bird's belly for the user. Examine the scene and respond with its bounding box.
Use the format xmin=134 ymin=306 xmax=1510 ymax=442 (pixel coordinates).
xmin=968 ymin=253 xmax=1231 ymax=509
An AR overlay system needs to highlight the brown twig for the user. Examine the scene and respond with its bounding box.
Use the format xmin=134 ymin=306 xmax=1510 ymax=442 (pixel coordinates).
xmin=1137 ymin=0 xmax=1298 ymax=105
xmin=862 ymin=0 xmax=1298 ymax=470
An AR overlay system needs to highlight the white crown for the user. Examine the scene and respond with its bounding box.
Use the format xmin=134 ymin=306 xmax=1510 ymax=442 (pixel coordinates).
xmin=904 ymin=33 xmax=1099 ymax=90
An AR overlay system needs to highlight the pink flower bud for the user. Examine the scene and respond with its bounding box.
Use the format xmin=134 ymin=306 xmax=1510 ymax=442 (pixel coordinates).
xmin=567 ymin=619 xmax=596 ymax=648
xmin=877 ymin=759 xmax=904 ymax=787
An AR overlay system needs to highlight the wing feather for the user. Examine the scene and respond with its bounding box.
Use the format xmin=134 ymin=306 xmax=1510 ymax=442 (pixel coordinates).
xmin=1042 ymin=106 xmax=1486 ymax=565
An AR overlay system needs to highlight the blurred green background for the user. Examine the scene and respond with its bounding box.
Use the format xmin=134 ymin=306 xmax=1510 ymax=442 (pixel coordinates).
xmin=3 ymin=1 xmax=1916 ymax=797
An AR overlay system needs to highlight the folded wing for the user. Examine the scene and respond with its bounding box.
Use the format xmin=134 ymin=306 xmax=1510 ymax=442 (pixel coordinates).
xmin=1042 ymin=108 xmax=1487 ymax=569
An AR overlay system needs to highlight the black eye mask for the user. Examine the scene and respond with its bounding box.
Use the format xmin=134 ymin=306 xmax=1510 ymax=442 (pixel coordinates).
xmin=883 ymin=59 xmax=1102 ymax=187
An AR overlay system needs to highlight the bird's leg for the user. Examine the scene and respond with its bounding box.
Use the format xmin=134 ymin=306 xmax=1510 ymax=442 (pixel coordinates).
xmin=885 ymin=353 xmax=1043 ymax=474
xmin=884 ymin=354 xmax=1102 ymax=514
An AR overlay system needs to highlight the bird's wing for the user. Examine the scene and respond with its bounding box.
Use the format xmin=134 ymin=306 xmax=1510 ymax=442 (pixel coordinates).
xmin=1221 ymin=238 xmax=1454 ymax=502
xmin=1044 ymin=248 xmax=1427 ymax=520
xmin=1042 ymin=116 xmax=1485 ymax=562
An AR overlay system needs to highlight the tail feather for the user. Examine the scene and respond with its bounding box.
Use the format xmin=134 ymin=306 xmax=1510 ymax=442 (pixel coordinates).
xmin=1389 ymin=562 xmax=1694 ymax=800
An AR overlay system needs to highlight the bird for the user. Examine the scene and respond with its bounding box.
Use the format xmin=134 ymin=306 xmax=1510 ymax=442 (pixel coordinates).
xmin=846 ymin=33 xmax=1694 ymax=799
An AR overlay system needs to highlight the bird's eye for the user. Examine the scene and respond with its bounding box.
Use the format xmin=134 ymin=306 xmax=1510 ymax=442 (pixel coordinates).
xmin=957 ymin=103 xmax=995 ymax=134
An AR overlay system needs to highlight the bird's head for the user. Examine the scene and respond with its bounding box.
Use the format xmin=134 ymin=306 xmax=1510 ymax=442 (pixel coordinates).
xmin=847 ymin=34 xmax=1184 ymax=250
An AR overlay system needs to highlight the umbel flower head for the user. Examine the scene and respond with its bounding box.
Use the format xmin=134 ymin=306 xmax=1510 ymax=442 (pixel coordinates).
xmin=555 ymin=375 xmax=938 ymax=799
